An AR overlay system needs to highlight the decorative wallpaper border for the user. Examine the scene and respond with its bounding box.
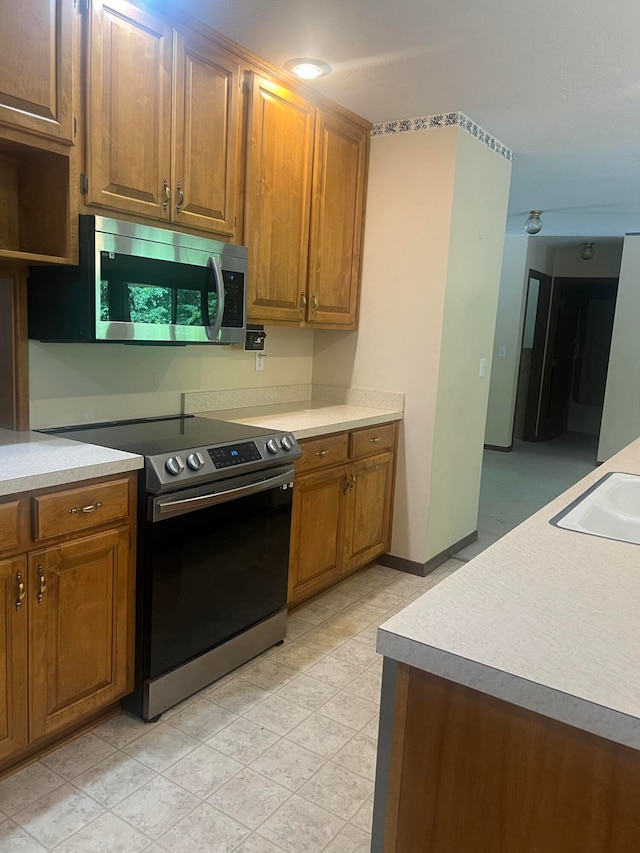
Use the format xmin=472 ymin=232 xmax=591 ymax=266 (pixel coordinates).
xmin=371 ymin=112 xmax=512 ymax=162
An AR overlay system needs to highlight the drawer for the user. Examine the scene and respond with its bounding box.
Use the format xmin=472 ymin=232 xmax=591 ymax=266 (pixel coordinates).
xmin=296 ymin=432 xmax=349 ymax=474
xmin=0 ymin=500 xmax=21 ymax=552
xmin=349 ymin=422 xmax=397 ymax=458
xmin=32 ymin=478 xmax=131 ymax=541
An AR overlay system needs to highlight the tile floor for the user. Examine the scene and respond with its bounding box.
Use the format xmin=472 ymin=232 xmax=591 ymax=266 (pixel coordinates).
xmin=0 ymin=559 xmax=461 ymax=853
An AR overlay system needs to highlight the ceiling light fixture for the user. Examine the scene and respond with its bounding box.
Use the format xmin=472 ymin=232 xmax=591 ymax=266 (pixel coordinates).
xmin=580 ymin=241 xmax=595 ymax=261
xmin=524 ymin=210 xmax=543 ymax=235
xmin=285 ymin=58 xmax=332 ymax=80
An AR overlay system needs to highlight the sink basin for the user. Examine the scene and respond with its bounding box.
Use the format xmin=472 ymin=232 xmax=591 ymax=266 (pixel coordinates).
xmin=552 ymin=472 xmax=640 ymax=545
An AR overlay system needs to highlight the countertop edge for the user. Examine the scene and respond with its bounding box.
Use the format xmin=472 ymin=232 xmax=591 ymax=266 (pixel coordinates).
xmin=292 ymin=410 xmax=403 ymax=440
xmin=376 ymin=629 xmax=640 ymax=752
xmin=0 ymin=456 xmax=144 ymax=498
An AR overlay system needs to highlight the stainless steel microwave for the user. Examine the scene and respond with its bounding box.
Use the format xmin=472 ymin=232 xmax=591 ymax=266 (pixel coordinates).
xmin=28 ymin=216 xmax=248 ymax=345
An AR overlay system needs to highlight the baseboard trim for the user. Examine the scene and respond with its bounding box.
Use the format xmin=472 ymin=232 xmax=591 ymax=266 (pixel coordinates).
xmin=379 ymin=530 xmax=478 ymax=578
xmin=484 ymin=442 xmax=513 ymax=452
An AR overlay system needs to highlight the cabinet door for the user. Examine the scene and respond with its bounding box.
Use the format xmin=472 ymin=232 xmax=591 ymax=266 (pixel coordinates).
xmin=288 ymin=465 xmax=346 ymax=607
xmin=343 ymin=452 xmax=395 ymax=574
xmin=86 ymin=0 xmax=172 ymax=219
xmin=245 ymin=73 xmax=314 ymax=323
xmin=0 ymin=556 xmax=28 ymax=762
xmin=173 ymin=29 xmax=241 ymax=237
xmin=28 ymin=528 xmax=132 ymax=741
xmin=0 ymin=0 xmax=73 ymax=143
xmin=306 ymin=109 xmax=369 ymax=328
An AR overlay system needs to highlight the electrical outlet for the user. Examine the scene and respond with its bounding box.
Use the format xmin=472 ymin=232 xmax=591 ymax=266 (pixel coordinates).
xmin=498 ymin=346 xmax=507 ymax=358
xmin=479 ymin=357 xmax=486 ymax=377
xmin=255 ymin=352 xmax=265 ymax=372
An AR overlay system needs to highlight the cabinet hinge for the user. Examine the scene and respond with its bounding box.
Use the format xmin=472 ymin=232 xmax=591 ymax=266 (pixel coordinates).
xmin=73 ymin=116 xmax=77 ymax=138
xmin=80 ymin=173 xmax=88 ymax=195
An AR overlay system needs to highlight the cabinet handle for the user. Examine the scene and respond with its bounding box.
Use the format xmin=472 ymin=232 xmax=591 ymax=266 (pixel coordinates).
xmin=369 ymin=437 xmax=381 ymax=443
xmin=315 ymin=449 xmax=330 ymax=457
xmin=69 ymin=501 xmax=103 ymax=515
xmin=343 ymin=475 xmax=350 ymax=495
xmin=311 ymin=294 xmax=319 ymax=312
xmin=162 ymin=178 xmax=170 ymax=210
xmin=350 ymin=474 xmax=356 ymax=491
xmin=15 ymin=571 xmax=25 ymax=612
xmin=37 ymin=565 xmax=47 ymax=604
xmin=299 ymin=291 xmax=307 ymax=315
xmin=176 ymin=182 xmax=185 ymax=213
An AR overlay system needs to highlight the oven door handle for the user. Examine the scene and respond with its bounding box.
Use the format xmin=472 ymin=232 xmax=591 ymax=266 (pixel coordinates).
xmin=152 ymin=467 xmax=294 ymax=521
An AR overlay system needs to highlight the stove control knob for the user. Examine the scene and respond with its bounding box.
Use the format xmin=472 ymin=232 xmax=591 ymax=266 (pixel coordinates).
xmin=266 ymin=439 xmax=279 ymax=454
xmin=187 ymin=452 xmax=205 ymax=471
xmin=281 ymin=435 xmax=294 ymax=452
xmin=165 ymin=455 xmax=185 ymax=475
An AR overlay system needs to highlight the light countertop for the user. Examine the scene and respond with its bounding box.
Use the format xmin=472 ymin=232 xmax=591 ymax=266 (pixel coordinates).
xmin=198 ymin=400 xmax=403 ymax=439
xmin=0 ymin=428 xmax=143 ymax=497
xmin=378 ymin=435 xmax=640 ymax=751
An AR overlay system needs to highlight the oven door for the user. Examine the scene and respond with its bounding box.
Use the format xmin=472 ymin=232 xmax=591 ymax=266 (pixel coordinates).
xmin=142 ymin=466 xmax=294 ymax=681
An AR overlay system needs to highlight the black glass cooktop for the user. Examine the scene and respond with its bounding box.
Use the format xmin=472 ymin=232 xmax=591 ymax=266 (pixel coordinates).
xmin=42 ymin=415 xmax=277 ymax=457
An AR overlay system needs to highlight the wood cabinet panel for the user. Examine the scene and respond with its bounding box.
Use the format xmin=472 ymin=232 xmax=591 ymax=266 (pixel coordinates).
xmin=32 ymin=478 xmax=130 ymax=542
xmin=350 ymin=423 xmax=397 ymax=459
xmin=343 ymin=452 xmax=395 ymax=573
xmin=307 ymin=108 xmax=368 ymax=328
xmin=288 ymin=465 xmax=346 ymax=605
xmin=0 ymin=0 xmax=73 ymax=143
xmin=173 ymin=30 xmax=241 ymax=237
xmin=0 ymin=500 xmax=21 ymax=553
xmin=295 ymin=432 xmax=349 ymax=475
xmin=87 ymin=0 xmax=172 ymax=218
xmin=28 ymin=527 xmax=131 ymax=741
xmin=245 ymin=73 xmax=315 ymax=322
xmin=0 ymin=555 xmax=28 ymax=762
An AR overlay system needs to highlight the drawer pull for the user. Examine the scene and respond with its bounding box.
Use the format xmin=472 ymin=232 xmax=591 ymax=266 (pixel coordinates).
xmin=37 ymin=565 xmax=47 ymax=603
xmin=350 ymin=474 xmax=356 ymax=491
xmin=369 ymin=437 xmax=381 ymax=443
xmin=15 ymin=571 xmax=25 ymax=612
xmin=69 ymin=501 xmax=104 ymax=515
xmin=315 ymin=450 xmax=330 ymax=457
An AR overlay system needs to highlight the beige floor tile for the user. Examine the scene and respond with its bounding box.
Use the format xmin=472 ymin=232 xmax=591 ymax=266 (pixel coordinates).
xmin=41 ymin=732 xmax=117 ymax=781
xmin=332 ymin=733 xmax=378 ymax=782
xmin=13 ymin=784 xmax=104 ymax=849
xmin=51 ymin=811 xmax=149 ymax=853
xmin=122 ymin=723 xmax=199 ymax=772
xmin=318 ymin=692 xmax=378 ymax=731
xmin=320 ymin=612 xmax=374 ymax=636
xmin=329 ymin=638 xmax=380 ymax=670
xmin=291 ymin=600 xmax=334 ymax=626
xmin=275 ymin=673 xmax=338 ymax=711
xmin=112 ymin=776 xmax=198 ymax=839
xmin=93 ymin=711 xmax=160 ymax=749
xmin=237 ymin=659 xmax=297 ymax=692
xmin=286 ymin=713 xmax=355 ymax=759
xmin=360 ymin=713 xmax=380 ymax=740
xmin=234 ymin=833 xmax=285 ymax=852
xmin=162 ymin=743 xmax=243 ymax=799
xmin=268 ymin=640 xmax=328 ymax=672
xmin=323 ymin=822 xmax=371 ymax=852
xmin=72 ymin=750 xmax=156 ymax=808
xmin=350 ymin=795 xmax=374 ymax=833
xmin=208 ymin=767 xmax=291 ymax=830
xmin=164 ymin=697 xmax=238 ymax=742
xmin=257 ymin=794 xmax=344 ymax=853
xmin=304 ymin=656 xmax=362 ymax=689
xmin=350 ymin=624 xmax=378 ymax=646
xmin=342 ymin=667 xmax=382 ymax=702
xmin=249 ymin=739 xmax=325 ymax=792
xmin=202 ymin=678 xmax=272 ymax=714
xmin=158 ymin=802 xmax=249 ymax=852
xmin=206 ymin=718 xmax=280 ymax=765
xmin=313 ymin=587 xmax=357 ymax=611
xmin=244 ymin=694 xmax=312 ymax=736
xmin=283 ymin=614 xmax=313 ymax=640
xmin=0 ymin=818 xmax=47 ymax=852
xmin=298 ymin=762 xmax=372 ymax=820
xmin=0 ymin=761 xmax=64 ymax=816
xmin=301 ymin=627 xmax=349 ymax=654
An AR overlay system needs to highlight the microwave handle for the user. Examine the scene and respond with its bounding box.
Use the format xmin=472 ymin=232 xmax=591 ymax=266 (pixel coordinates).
xmin=204 ymin=256 xmax=225 ymax=342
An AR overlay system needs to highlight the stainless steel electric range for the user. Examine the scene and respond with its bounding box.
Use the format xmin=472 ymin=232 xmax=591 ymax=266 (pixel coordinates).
xmin=45 ymin=415 xmax=301 ymax=721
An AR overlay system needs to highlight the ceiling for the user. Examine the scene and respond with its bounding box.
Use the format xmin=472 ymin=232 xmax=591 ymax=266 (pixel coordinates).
xmin=179 ymin=0 xmax=640 ymax=238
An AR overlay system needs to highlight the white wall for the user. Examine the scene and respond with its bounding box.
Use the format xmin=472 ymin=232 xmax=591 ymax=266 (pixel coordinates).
xmin=29 ymin=327 xmax=315 ymax=428
xmin=598 ymin=235 xmax=640 ymax=460
xmin=553 ymin=242 xmax=623 ymax=278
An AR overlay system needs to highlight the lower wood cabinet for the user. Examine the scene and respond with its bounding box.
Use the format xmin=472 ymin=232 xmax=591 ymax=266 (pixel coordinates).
xmin=0 ymin=472 xmax=136 ymax=770
xmin=288 ymin=422 xmax=398 ymax=607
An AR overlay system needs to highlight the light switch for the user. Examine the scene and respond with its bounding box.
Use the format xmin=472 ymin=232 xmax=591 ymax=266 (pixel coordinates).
xmin=498 ymin=346 xmax=507 ymax=358
xmin=479 ymin=357 xmax=486 ymax=377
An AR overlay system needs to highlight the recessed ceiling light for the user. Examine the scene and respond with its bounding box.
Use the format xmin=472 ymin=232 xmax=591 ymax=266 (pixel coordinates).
xmin=285 ymin=58 xmax=332 ymax=80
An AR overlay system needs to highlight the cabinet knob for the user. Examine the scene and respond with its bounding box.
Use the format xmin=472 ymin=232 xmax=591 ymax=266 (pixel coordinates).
xmin=15 ymin=571 xmax=25 ymax=612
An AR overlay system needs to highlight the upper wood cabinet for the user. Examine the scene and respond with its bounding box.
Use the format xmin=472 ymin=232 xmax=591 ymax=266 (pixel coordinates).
xmin=245 ymin=73 xmax=315 ymax=323
xmin=245 ymin=78 xmax=370 ymax=330
xmin=0 ymin=0 xmax=74 ymax=144
xmin=86 ymin=1 xmax=241 ymax=238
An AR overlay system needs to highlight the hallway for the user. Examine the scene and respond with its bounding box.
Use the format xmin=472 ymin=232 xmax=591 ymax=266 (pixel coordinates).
xmin=455 ymin=432 xmax=599 ymax=561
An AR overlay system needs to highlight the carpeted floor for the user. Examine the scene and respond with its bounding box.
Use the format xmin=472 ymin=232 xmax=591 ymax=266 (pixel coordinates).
xmin=454 ymin=432 xmax=599 ymax=561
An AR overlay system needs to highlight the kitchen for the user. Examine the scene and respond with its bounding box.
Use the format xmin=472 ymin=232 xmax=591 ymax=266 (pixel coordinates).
xmin=1 ymin=1 xmax=640 ymax=851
